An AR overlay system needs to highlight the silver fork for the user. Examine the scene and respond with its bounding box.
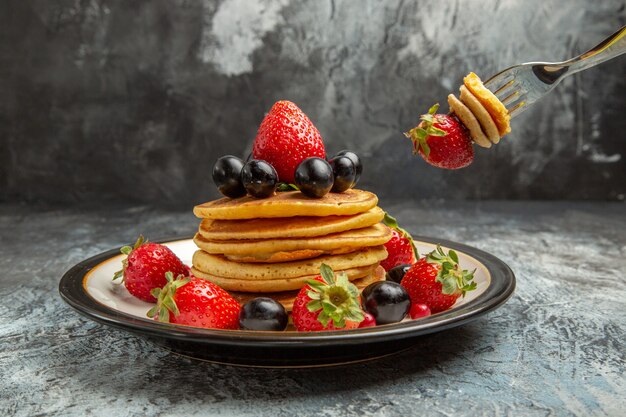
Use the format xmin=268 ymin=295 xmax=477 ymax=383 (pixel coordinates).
xmin=484 ymin=25 xmax=626 ymax=118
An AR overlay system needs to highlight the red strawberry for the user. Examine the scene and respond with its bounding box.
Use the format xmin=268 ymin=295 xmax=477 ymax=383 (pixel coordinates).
xmin=401 ymin=245 xmax=476 ymax=313
xmin=380 ymin=212 xmax=417 ymax=271
xmin=292 ymin=264 xmax=365 ymax=331
xmin=253 ymin=100 xmax=326 ymax=183
xmin=113 ymin=235 xmax=189 ymax=302
xmin=148 ymin=272 xmax=241 ymax=329
xmin=405 ymin=104 xmax=473 ymax=169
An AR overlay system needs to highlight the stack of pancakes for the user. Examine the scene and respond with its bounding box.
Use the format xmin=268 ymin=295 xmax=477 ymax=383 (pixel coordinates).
xmin=447 ymin=72 xmax=511 ymax=148
xmin=191 ymin=189 xmax=391 ymax=311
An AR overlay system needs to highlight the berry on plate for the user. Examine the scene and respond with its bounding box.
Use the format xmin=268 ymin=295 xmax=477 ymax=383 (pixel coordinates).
xmin=401 ymin=245 xmax=477 ymax=313
xmin=241 ymin=160 xmax=278 ymax=198
xmin=409 ymin=303 xmax=431 ymax=319
xmin=148 ymin=272 xmax=241 ymax=329
xmin=239 ymin=297 xmax=288 ymax=331
xmin=335 ymin=150 xmax=362 ymax=184
xmin=329 ymin=154 xmax=357 ymax=193
xmin=292 ymin=264 xmax=365 ymax=331
xmin=212 ymin=155 xmax=247 ymax=198
xmin=385 ymin=263 xmax=412 ymax=284
xmin=252 ymin=100 xmax=325 ymax=183
xmin=404 ymin=104 xmax=474 ymax=169
xmin=358 ymin=312 xmax=377 ymax=328
xmin=380 ymin=212 xmax=418 ymax=271
xmin=361 ymin=281 xmax=411 ymax=325
xmin=112 ymin=235 xmax=189 ymax=303
xmin=294 ymin=157 xmax=334 ymax=198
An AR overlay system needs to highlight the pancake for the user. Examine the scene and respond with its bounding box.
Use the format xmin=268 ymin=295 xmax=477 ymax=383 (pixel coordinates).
xmin=197 ymin=206 xmax=385 ymax=241
xmin=193 ymin=189 xmax=378 ymax=220
xmin=194 ymin=222 xmax=391 ymax=256
xmin=192 ymin=264 xmax=378 ymax=292
xmin=463 ymin=72 xmax=511 ymax=136
xmin=459 ymin=85 xmax=501 ymax=144
xmin=192 ymin=246 xmax=388 ymax=280
xmin=447 ymin=94 xmax=491 ymax=148
xmin=228 ymin=266 xmax=386 ymax=310
xmin=222 ymin=247 xmax=357 ymax=263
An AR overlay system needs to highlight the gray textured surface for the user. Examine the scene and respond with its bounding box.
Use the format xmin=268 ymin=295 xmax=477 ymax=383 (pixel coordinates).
xmin=1 ymin=201 xmax=625 ymax=416
xmin=1 ymin=0 xmax=625 ymax=205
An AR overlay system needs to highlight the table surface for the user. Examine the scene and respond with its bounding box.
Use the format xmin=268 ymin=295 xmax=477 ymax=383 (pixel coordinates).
xmin=1 ymin=200 xmax=624 ymax=417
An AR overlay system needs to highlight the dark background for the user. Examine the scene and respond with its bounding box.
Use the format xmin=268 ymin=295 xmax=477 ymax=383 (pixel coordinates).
xmin=1 ymin=0 xmax=625 ymax=207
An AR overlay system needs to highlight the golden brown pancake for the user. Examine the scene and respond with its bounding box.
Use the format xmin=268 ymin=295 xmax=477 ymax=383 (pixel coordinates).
xmin=447 ymin=94 xmax=491 ymax=148
xmin=459 ymin=85 xmax=501 ymax=144
xmin=194 ymin=222 xmax=391 ymax=255
xmin=222 ymin=247 xmax=357 ymax=263
xmin=193 ymin=189 xmax=378 ymax=220
xmin=463 ymin=72 xmax=511 ymax=136
xmin=192 ymin=264 xmax=377 ymax=292
xmin=227 ymin=266 xmax=386 ymax=310
xmin=197 ymin=206 xmax=385 ymax=241
xmin=192 ymin=246 xmax=388 ymax=280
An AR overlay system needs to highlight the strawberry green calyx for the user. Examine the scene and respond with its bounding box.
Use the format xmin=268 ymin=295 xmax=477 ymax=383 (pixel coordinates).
xmin=305 ymin=263 xmax=364 ymax=328
xmin=427 ymin=245 xmax=476 ymax=296
xmin=382 ymin=212 xmax=419 ymax=260
xmin=147 ymin=271 xmax=190 ymax=323
xmin=276 ymin=183 xmax=299 ymax=192
xmin=112 ymin=235 xmax=147 ymax=282
xmin=404 ymin=103 xmax=447 ymax=157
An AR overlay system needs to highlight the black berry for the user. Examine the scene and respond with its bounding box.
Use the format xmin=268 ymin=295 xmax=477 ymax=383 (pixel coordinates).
xmin=239 ymin=297 xmax=288 ymax=331
xmin=361 ymin=281 xmax=410 ymax=325
xmin=329 ymin=155 xmax=356 ymax=193
xmin=241 ymin=160 xmax=278 ymax=198
xmin=212 ymin=155 xmax=247 ymax=198
xmin=335 ymin=150 xmax=362 ymax=184
xmin=386 ymin=264 xmax=412 ymax=284
xmin=294 ymin=157 xmax=334 ymax=198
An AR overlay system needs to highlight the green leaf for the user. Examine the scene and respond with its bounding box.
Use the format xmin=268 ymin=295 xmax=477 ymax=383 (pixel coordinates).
xmin=158 ymin=307 xmax=170 ymax=323
xmin=440 ymin=276 xmax=457 ymax=295
xmin=147 ymin=306 xmax=158 ymax=318
xmin=382 ymin=212 xmax=400 ymax=229
xmin=277 ymin=183 xmax=299 ymax=192
xmin=428 ymin=103 xmax=439 ymax=115
xmin=317 ymin=311 xmax=331 ymax=327
xmin=449 ymin=250 xmax=459 ymax=263
xmin=319 ymin=264 xmax=335 ymax=285
xmin=307 ymin=289 xmax=321 ymax=300
xmin=120 ymin=246 xmax=132 ymax=256
xmin=307 ymin=299 xmax=322 ymax=312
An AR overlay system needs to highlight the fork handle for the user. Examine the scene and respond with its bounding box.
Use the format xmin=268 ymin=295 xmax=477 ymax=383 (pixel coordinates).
xmin=564 ymin=25 xmax=626 ymax=75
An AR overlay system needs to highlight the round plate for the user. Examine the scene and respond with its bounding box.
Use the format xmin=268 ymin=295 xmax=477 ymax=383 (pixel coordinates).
xmin=59 ymin=236 xmax=515 ymax=367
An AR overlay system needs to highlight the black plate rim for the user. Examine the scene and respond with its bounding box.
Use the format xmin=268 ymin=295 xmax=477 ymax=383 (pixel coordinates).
xmin=59 ymin=235 xmax=515 ymax=347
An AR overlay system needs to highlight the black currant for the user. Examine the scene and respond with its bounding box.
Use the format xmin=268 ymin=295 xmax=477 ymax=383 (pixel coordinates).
xmin=239 ymin=297 xmax=288 ymax=331
xmin=212 ymin=155 xmax=246 ymax=198
xmin=329 ymin=155 xmax=356 ymax=193
xmin=241 ymin=160 xmax=278 ymax=198
xmin=335 ymin=150 xmax=362 ymax=185
xmin=386 ymin=264 xmax=412 ymax=284
xmin=294 ymin=157 xmax=334 ymax=198
xmin=361 ymin=281 xmax=411 ymax=325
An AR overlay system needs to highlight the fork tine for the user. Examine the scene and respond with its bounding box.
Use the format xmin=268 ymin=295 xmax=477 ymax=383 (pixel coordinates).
xmin=508 ymin=100 xmax=527 ymax=117
xmin=494 ymin=80 xmax=522 ymax=101
xmin=484 ymin=71 xmax=514 ymax=92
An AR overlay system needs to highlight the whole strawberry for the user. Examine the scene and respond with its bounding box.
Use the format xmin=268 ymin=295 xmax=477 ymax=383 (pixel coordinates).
xmin=292 ymin=264 xmax=365 ymax=331
xmin=113 ymin=235 xmax=189 ymax=303
xmin=148 ymin=272 xmax=241 ymax=330
xmin=380 ymin=212 xmax=418 ymax=271
xmin=253 ymin=100 xmax=326 ymax=183
xmin=405 ymin=104 xmax=473 ymax=169
xmin=401 ymin=245 xmax=476 ymax=313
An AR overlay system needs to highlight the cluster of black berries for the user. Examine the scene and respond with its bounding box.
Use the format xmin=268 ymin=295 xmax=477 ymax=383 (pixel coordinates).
xmin=212 ymin=151 xmax=362 ymax=199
